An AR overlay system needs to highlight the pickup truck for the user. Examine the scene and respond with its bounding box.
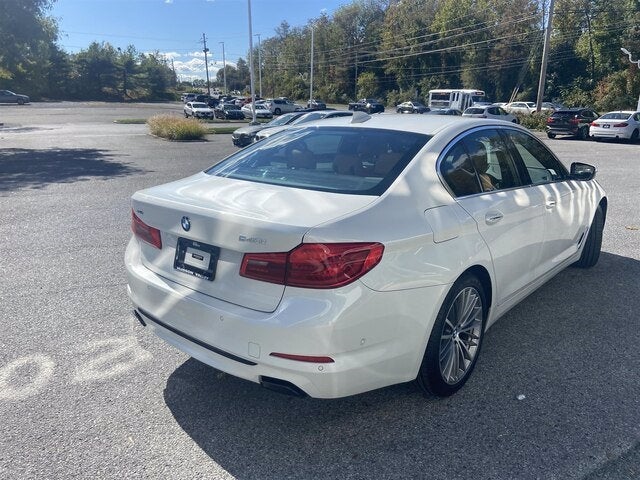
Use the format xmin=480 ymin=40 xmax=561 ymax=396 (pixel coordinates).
xmin=348 ymin=98 xmax=385 ymax=114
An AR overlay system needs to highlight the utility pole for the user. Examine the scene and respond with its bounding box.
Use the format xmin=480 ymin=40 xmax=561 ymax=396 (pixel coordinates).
xmin=255 ymin=34 xmax=262 ymax=98
xmin=621 ymin=48 xmax=640 ymax=111
xmin=536 ymin=0 xmax=555 ymax=112
xmin=354 ymin=50 xmax=358 ymax=99
xmin=201 ymin=33 xmax=211 ymax=96
xmin=219 ymin=42 xmax=227 ymax=95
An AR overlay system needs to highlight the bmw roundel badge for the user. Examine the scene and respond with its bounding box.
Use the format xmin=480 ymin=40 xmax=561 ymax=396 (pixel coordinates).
xmin=181 ymin=216 xmax=191 ymax=232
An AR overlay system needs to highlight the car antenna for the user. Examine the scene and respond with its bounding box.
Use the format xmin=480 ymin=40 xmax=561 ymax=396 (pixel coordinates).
xmin=351 ymin=111 xmax=371 ymax=123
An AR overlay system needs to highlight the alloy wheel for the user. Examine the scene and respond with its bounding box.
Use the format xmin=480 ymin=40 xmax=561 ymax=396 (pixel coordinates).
xmin=439 ymin=287 xmax=484 ymax=384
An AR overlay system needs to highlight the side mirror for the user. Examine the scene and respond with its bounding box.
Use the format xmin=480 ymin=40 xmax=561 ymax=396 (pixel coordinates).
xmin=570 ymin=162 xmax=596 ymax=181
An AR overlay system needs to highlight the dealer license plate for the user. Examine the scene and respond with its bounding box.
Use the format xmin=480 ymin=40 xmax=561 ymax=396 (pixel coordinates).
xmin=174 ymin=238 xmax=220 ymax=281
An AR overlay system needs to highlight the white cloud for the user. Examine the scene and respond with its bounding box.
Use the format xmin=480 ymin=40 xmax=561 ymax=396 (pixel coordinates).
xmin=161 ymin=51 xmax=182 ymax=60
xmin=165 ymin=0 xmax=173 ymax=4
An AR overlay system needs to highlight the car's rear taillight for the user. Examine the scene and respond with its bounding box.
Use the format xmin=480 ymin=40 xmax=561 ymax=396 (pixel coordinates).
xmin=240 ymin=242 xmax=384 ymax=289
xmin=590 ymin=121 xmax=598 ymax=127
xmin=131 ymin=210 xmax=162 ymax=249
xmin=570 ymin=118 xmax=580 ymax=125
xmin=547 ymin=117 xmax=555 ymax=124
xmin=613 ymin=122 xmax=629 ymax=127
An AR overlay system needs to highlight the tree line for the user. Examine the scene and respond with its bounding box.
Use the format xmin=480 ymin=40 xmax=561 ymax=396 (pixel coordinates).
xmin=2 ymin=0 xmax=639 ymax=110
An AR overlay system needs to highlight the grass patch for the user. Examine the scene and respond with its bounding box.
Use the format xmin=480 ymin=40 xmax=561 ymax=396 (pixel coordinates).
xmin=147 ymin=114 xmax=207 ymax=140
xmin=114 ymin=119 xmax=147 ymax=124
xmin=205 ymin=126 xmax=237 ymax=134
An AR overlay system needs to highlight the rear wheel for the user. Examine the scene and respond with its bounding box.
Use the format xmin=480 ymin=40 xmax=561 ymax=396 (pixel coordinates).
xmin=416 ymin=273 xmax=487 ymax=397
xmin=630 ymin=129 xmax=639 ymax=143
xmin=274 ymin=108 xmax=281 ymax=115
xmin=547 ymin=132 xmax=556 ymax=139
xmin=573 ymin=205 xmax=604 ymax=268
xmin=17 ymin=98 xmax=24 ymax=105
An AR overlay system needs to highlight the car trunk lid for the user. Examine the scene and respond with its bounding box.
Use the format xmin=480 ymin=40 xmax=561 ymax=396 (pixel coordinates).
xmin=131 ymin=172 xmax=376 ymax=312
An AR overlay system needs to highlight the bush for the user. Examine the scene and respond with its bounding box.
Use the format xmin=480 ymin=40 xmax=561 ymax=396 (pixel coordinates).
xmin=147 ymin=114 xmax=207 ymax=141
xmin=516 ymin=112 xmax=550 ymax=131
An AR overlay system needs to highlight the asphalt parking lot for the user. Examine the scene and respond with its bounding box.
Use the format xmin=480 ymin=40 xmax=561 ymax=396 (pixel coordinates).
xmin=1 ymin=102 xmax=639 ymax=479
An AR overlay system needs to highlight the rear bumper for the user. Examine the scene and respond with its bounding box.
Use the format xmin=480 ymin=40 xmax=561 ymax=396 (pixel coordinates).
xmin=125 ymin=237 xmax=447 ymax=398
xmin=589 ymin=128 xmax=631 ymax=139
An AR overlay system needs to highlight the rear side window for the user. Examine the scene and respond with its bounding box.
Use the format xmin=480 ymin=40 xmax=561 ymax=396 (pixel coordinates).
xmin=505 ymin=130 xmax=568 ymax=184
xmin=440 ymin=129 xmax=522 ymax=196
xmin=206 ymin=127 xmax=430 ymax=195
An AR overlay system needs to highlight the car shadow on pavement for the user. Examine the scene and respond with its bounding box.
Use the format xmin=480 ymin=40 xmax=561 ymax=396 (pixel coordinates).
xmin=0 ymin=147 xmax=146 ymax=191
xmin=163 ymin=251 xmax=640 ymax=480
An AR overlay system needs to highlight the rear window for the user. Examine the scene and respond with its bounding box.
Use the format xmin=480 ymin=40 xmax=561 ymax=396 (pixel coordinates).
xmin=206 ymin=127 xmax=430 ymax=195
xmin=465 ymin=108 xmax=484 ymax=114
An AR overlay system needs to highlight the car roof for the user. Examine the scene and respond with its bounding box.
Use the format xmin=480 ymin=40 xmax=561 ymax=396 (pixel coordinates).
xmin=296 ymin=112 xmax=525 ymax=138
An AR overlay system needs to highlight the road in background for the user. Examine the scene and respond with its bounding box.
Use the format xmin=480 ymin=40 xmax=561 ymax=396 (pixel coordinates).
xmin=1 ymin=103 xmax=639 ymax=479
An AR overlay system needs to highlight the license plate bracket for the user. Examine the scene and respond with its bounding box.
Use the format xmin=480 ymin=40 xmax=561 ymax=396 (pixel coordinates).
xmin=174 ymin=237 xmax=220 ymax=281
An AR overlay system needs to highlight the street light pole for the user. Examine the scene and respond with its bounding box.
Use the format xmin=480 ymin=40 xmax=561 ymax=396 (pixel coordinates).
xmin=247 ymin=0 xmax=257 ymax=124
xmin=219 ymin=41 xmax=227 ymax=95
xmin=255 ymin=34 xmax=262 ymax=98
xmin=309 ymin=25 xmax=314 ymax=104
xmin=621 ymin=48 xmax=640 ymax=111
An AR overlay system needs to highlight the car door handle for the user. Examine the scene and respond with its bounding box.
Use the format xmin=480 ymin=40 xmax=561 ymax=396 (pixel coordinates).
xmin=545 ymin=198 xmax=557 ymax=209
xmin=485 ymin=212 xmax=504 ymax=224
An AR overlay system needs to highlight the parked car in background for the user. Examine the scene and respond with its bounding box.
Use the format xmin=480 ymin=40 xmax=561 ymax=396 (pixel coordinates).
xmin=265 ymin=98 xmax=302 ymax=115
xmin=231 ymin=111 xmax=309 ymax=147
xmin=589 ymin=111 xmax=640 ymax=142
xmin=214 ymin=103 xmax=245 ymax=120
xmin=307 ymin=99 xmax=327 ymax=110
xmin=126 ymin=114 xmax=607 ymax=399
xmin=462 ymin=105 xmax=518 ymax=123
xmin=241 ymin=103 xmax=273 ymax=119
xmin=181 ymin=93 xmax=198 ymax=103
xmin=396 ymin=101 xmax=429 ymax=114
xmin=254 ymin=110 xmax=353 ymax=142
xmin=541 ymin=102 xmax=562 ymax=112
xmin=183 ymin=102 xmax=214 ymax=119
xmin=0 ymin=90 xmax=30 ymax=105
xmin=425 ymin=108 xmax=462 ymax=116
xmin=504 ymin=101 xmax=536 ymax=115
xmin=546 ymin=108 xmax=599 ymax=139
xmin=348 ymin=98 xmax=385 ymax=114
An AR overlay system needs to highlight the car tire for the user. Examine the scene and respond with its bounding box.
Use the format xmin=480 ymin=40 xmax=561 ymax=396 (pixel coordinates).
xmin=416 ymin=273 xmax=487 ymax=397
xmin=274 ymin=108 xmax=281 ymax=115
xmin=17 ymin=98 xmax=24 ymax=105
xmin=573 ymin=205 xmax=604 ymax=269
xmin=547 ymin=132 xmax=556 ymax=139
xmin=184 ymin=112 xmax=189 ymax=118
xmin=630 ymin=129 xmax=639 ymax=143
xmin=577 ymin=126 xmax=589 ymax=140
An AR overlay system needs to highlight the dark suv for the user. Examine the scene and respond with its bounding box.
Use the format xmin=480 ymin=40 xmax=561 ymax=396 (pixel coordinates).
xmin=546 ymin=108 xmax=599 ymax=140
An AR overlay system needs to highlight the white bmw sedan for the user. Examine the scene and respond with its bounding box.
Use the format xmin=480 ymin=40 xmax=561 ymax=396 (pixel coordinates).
xmin=589 ymin=111 xmax=640 ymax=142
xmin=126 ymin=114 xmax=607 ymax=399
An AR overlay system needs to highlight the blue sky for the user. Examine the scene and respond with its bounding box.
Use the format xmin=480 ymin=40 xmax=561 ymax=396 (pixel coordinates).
xmin=51 ymin=0 xmax=351 ymax=81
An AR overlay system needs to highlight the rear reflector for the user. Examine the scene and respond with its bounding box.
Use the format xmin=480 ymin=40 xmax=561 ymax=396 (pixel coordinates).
xmin=131 ymin=210 xmax=162 ymax=249
xmin=240 ymin=242 xmax=384 ymax=289
xmin=270 ymin=352 xmax=335 ymax=363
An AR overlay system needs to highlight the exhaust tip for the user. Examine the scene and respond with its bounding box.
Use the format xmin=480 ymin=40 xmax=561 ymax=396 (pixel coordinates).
xmin=133 ymin=310 xmax=146 ymax=327
xmin=260 ymin=376 xmax=307 ymax=397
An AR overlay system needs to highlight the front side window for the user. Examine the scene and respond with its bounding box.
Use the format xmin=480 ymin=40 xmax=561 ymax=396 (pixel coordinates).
xmin=505 ymin=130 xmax=568 ymax=185
xmin=206 ymin=127 xmax=430 ymax=195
